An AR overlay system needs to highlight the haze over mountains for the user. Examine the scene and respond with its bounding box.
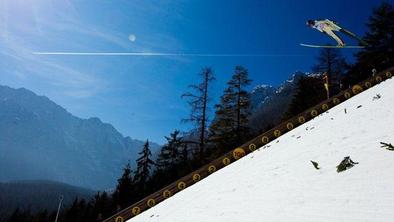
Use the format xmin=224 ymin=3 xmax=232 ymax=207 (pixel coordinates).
xmin=0 ymin=71 xmax=308 ymax=191
xmin=0 ymin=85 xmax=160 ymax=190
xmin=0 ymin=180 xmax=95 ymax=221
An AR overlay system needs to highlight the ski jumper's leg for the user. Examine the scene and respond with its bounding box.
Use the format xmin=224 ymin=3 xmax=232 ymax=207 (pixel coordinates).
xmin=340 ymin=28 xmax=368 ymax=46
xmin=322 ymin=27 xmax=345 ymax=46
xmin=325 ymin=20 xmax=368 ymax=45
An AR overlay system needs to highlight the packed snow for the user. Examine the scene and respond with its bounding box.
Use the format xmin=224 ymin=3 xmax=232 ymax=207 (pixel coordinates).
xmin=129 ymin=78 xmax=394 ymax=222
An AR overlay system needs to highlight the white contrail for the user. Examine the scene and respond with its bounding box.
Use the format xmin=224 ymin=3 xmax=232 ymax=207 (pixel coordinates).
xmin=32 ymin=52 xmax=307 ymax=57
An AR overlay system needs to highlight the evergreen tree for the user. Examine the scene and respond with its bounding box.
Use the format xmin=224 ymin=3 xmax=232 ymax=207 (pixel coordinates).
xmin=312 ymin=48 xmax=348 ymax=95
xmin=112 ymin=163 xmax=134 ymax=208
xmin=64 ymin=198 xmax=79 ymax=222
xmin=210 ymin=66 xmax=252 ymax=152
xmin=153 ymin=130 xmax=191 ymax=189
xmin=178 ymin=139 xmax=189 ymax=166
xmin=79 ymin=200 xmax=93 ymax=222
xmin=156 ymin=130 xmax=185 ymax=170
xmin=284 ymin=75 xmax=326 ymax=118
xmin=91 ymin=191 xmax=111 ymax=221
xmin=134 ymin=140 xmax=155 ymax=193
xmin=76 ymin=199 xmax=87 ymax=222
xmin=7 ymin=208 xmax=25 ymax=222
xmin=32 ymin=210 xmax=50 ymax=222
xmin=347 ymin=2 xmax=394 ymax=84
xmin=92 ymin=192 xmax=112 ymax=221
xmin=182 ymin=67 xmax=215 ymax=161
xmin=357 ymin=2 xmax=394 ymax=70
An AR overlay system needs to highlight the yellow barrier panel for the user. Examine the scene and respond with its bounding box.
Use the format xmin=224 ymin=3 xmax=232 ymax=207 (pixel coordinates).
xmin=274 ymin=130 xmax=281 ymax=137
xmin=261 ymin=136 xmax=270 ymax=144
xmin=233 ymin=148 xmax=246 ymax=160
xmin=192 ymin=174 xmax=201 ymax=182
xmin=115 ymin=216 xmax=124 ymax=222
xmin=298 ymin=116 xmax=305 ymax=123
xmin=248 ymin=143 xmax=257 ymax=152
xmin=286 ymin=122 xmax=294 ymax=130
xmin=352 ymin=85 xmax=363 ymax=94
xmin=208 ymin=165 xmax=216 ymax=173
xmin=310 ymin=109 xmax=318 ymax=117
xmin=222 ymin=157 xmax=231 ymax=166
xmin=147 ymin=199 xmax=156 ymax=208
xmin=163 ymin=190 xmax=172 ymax=198
xmin=177 ymin=181 xmax=186 ymax=190
xmin=132 ymin=207 xmax=141 ymax=216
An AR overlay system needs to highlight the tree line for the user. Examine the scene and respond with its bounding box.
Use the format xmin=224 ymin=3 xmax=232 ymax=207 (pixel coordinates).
xmin=5 ymin=2 xmax=393 ymax=222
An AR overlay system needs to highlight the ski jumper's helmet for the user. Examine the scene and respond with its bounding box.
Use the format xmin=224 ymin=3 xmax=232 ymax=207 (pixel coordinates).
xmin=307 ymin=20 xmax=315 ymax=26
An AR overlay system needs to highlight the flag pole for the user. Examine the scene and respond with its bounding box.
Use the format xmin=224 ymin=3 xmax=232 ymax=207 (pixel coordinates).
xmin=323 ymin=73 xmax=330 ymax=99
xmin=55 ymin=195 xmax=64 ymax=222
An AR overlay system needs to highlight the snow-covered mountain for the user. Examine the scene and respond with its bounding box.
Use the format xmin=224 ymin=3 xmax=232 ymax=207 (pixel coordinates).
xmin=128 ymin=78 xmax=394 ymax=222
xmin=0 ymin=85 xmax=160 ymax=190
xmin=250 ymin=84 xmax=276 ymax=110
xmin=249 ymin=71 xmax=306 ymax=133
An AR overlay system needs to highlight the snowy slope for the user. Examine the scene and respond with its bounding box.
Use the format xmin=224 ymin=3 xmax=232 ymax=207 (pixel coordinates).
xmin=129 ymin=78 xmax=394 ymax=222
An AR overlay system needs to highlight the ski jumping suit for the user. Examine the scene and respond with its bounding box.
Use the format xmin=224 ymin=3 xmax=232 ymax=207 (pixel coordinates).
xmin=312 ymin=19 xmax=345 ymax=46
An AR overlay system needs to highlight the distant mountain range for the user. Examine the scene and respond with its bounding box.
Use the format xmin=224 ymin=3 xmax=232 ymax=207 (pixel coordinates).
xmin=0 ymin=72 xmax=315 ymax=190
xmin=0 ymin=85 xmax=160 ymax=190
xmin=249 ymin=71 xmax=319 ymax=133
xmin=0 ymin=180 xmax=95 ymax=221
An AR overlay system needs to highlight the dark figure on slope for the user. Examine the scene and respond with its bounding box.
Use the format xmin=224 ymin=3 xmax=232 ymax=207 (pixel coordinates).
xmin=337 ymin=156 xmax=359 ymax=173
xmin=380 ymin=142 xmax=394 ymax=151
xmin=311 ymin=160 xmax=320 ymax=170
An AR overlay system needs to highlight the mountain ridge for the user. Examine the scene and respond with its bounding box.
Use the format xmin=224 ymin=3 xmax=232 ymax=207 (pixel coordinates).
xmin=0 ymin=85 xmax=160 ymax=190
xmin=249 ymin=71 xmax=309 ymax=133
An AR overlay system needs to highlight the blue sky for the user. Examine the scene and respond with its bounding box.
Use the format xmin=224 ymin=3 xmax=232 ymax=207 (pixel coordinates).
xmin=0 ymin=0 xmax=386 ymax=144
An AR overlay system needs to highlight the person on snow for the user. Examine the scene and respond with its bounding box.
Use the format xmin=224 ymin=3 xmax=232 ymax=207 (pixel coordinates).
xmin=307 ymin=19 xmax=368 ymax=47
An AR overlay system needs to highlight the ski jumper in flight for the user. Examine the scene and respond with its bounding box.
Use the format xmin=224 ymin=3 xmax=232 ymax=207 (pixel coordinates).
xmin=306 ymin=19 xmax=368 ymax=47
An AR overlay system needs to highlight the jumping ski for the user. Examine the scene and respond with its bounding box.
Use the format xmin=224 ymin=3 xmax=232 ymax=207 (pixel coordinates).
xmin=300 ymin=43 xmax=365 ymax=48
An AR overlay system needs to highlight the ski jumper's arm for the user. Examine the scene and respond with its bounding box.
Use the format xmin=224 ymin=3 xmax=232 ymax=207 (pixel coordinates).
xmin=313 ymin=20 xmax=325 ymax=32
